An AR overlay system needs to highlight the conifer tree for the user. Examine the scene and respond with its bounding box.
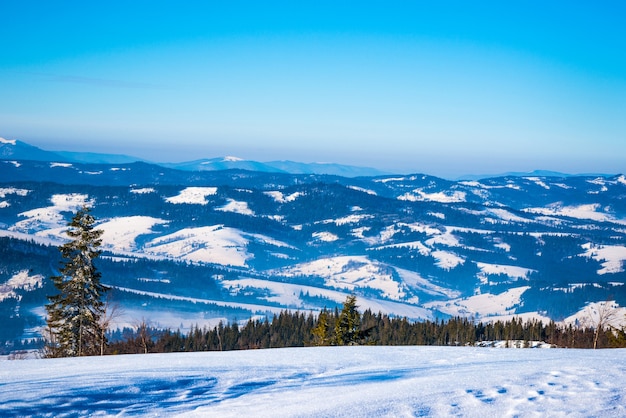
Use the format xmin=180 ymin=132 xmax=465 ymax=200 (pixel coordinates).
xmin=334 ymin=295 xmax=361 ymax=345
xmin=45 ymin=206 xmax=108 ymax=357
xmin=312 ymin=309 xmax=332 ymax=346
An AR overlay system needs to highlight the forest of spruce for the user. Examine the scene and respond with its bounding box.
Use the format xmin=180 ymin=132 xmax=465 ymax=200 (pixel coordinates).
xmin=104 ymin=301 xmax=626 ymax=356
xmin=6 ymin=296 xmax=626 ymax=358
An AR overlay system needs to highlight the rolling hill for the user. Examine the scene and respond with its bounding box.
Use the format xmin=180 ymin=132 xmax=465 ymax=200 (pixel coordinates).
xmin=1 ymin=141 xmax=626 ymax=343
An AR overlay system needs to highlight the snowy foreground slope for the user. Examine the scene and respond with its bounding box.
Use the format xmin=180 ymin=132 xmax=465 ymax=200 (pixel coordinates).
xmin=1 ymin=346 xmax=625 ymax=417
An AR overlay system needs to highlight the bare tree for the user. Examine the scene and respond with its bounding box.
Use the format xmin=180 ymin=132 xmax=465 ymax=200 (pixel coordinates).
xmin=134 ymin=318 xmax=152 ymax=354
xmin=584 ymin=300 xmax=619 ymax=349
xmin=99 ymin=295 xmax=124 ymax=356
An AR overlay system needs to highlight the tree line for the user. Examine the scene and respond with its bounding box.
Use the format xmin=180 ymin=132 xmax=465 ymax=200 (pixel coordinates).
xmin=105 ymin=302 xmax=626 ymax=355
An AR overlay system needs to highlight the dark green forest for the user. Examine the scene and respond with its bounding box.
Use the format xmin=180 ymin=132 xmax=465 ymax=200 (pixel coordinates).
xmin=106 ymin=296 xmax=626 ymax=355
xmin=4 ymin=296 xmax=626 ymax=356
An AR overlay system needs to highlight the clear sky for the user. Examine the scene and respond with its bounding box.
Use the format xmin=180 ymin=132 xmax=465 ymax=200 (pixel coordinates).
xmin=1 ymin=1 xmax=625 ymax=178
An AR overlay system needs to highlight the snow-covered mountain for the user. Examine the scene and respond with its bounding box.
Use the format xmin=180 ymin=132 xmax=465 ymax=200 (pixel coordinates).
xmin=0 ymin=137 xmax=65 ymax=161
xmin=1 ymin=148 xmax=626 ymax=341
xmin=0 ymin=138 xmax=387 ymax=177
xmin=162 ymin=157 xmax=389 ymax=177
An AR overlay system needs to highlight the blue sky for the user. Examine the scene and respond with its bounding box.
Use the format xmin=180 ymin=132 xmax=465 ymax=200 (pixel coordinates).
xmin=1 ymin=2 xmax=625 ymax=178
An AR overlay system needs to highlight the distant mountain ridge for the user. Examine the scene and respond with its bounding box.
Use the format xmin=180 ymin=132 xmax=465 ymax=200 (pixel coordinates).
xmin=2 ymin=137 xmax=618 ymax=180
xmin=0 ymin=137 xmax=66 ymax=161
xmin=457 ymin=169 xmax=614 ymax=181
xmin=0 ymin=137 xmax=388 ymax=178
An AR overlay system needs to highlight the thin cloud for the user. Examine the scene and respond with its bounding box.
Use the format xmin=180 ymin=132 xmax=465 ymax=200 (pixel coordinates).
xmin=32 ymin=72 xmax=168 ymax=90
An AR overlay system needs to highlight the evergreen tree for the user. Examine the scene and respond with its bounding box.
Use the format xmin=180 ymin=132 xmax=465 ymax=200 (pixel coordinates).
xmin=334 ymin=295 xmax=361 ymax=345
xmin=45 ymin=206 xmax=109 ymax=357
xmin=311 ymin=309 xmax=332 ymax=346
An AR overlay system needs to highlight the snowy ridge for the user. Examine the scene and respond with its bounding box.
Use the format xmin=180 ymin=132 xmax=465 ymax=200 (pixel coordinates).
xmin=264 ymin=190 xmax=303 ymax=203
xmin=221 ymin=277 xmax=431 ymax=319
xmin=130 ymin=187 xmax=155 ymax=194
xmin=0 ymin=187 xmax=29 ymax=198
xmin=311 ymin=231 xmax=339 ymax=242
xmin=523 ymin=203 xmax=625 ymax=224
xmin=582 ymin=243 xmax=626 ymax=275
xmin=99 ymin=216 xmax=167 ymax=251
xmin=272 ymin=256 xmax=412 ymax=302
xmin=165 ymin=187 xmax=218 ymax=205
xmin=476 ymin=262 xmax=534 ymax=283
xmin=425 ymin=287 xmax=530 ymax=319
xmin=394 ymin=267 xmax=460 ymax=299
xmin=398 ymin=189 xmax=467 ymax=203
xmin=144 ymin=225 xmax=251 ymax=267
xmin=50 ymin=162 xmax=72 ymax=168
xmin=10 ymin=193 xmax=91 ymax=236
xmin=0 ymin=270 xmax=44 ymax=302
xmin=217 ymin=199 xmax=255 ymax=216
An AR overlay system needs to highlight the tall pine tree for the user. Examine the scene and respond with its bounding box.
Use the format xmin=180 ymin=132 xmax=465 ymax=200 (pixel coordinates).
xmin=334 ymin=295 xmax=361 ymax=345
xmin=45 ymin=206 xmax=108 ymax=357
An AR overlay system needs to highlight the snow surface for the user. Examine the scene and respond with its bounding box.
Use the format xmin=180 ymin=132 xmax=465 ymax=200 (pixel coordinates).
xmin=0 ymin=270 xmax=44 ymax=302
xmin=376 ymin=240 xmax=432 ymax=256
xmin=0 ymin=136 xmax=16 ymax=145
xmin=373 ymin=176 xmax=409 ymax=183
xmin=275 ymin=256 xmax=409 ymax=301
xmin=432 ymin=250 xmax=465 ymax=270
xmin=108 ymin=286 xmax=287 ymax=331
xmin=10 ymin=193 xmax=92 ymax=237
xmin=263 ymin=190 xmax=303 ymax=203
xmin=375 ymin=222 xmax=441 ymax=247
xmin=50 ymin=162 xmax=73 ymax=168
xmin=165 ymin=187 xmax=218 ymax=205
xmin=0 ymin=187 xmax=30 ymax=198
xmin=581 ymin=242 xmax=626 ymax=274
xmin=346 ymin=185 xmax=377 ymax=195
xmin=320 ymin=214 xmax=373 ymax=226
xmin=425 ymin=286 xmax=530 ymax=319
xmin=216 ymin=198 xmax=255 ymax=216
xmin=476 ymin=262 xmax=534 ymax=283
xmin=458 ymin=180 xmax=520 ymax=191
xmin=394 ymin=267 xmax=460 ymax=299
xmin=524 ymin=177 xmax=551 ymax=189
xmin=482 ymin=208 xmax=532 ymax=224
xmin=398 ymin=189 xmax=467 ymax=203
xmin=143 ymin=225 xmax=251 ymax=267
xmin=563 ymin=300 xmax=626 ymax=330
xmin=425 ymin=227 xmax=462 ymax=248
xmin=523 ymin=203 xmax=625 ymax=224
xmin=222 ymin=156 xmax=244 ymax=162
xmin=130 ymin=187 xmax=155 ymax=194
xmin=99 ymin=216 xmax=168 ymax=251
xmin=220 ymin=277 xmax=430 ymax=318
xmin=311 ymin=231 xmax=339 ymax=242
xmin=1 ymin=346 xmax=624 ymax=417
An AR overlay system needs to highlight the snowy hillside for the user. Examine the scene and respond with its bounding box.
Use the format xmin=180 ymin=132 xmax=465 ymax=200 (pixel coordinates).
xmin=1 ymin=158 xmax=626 ymax=341
xmin=1 ymin=346 xmax=625 ymax=417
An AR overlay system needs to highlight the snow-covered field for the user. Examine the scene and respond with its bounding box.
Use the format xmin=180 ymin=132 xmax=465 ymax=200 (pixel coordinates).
xmin=1 ymin=346 xmax=625 ymax=417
